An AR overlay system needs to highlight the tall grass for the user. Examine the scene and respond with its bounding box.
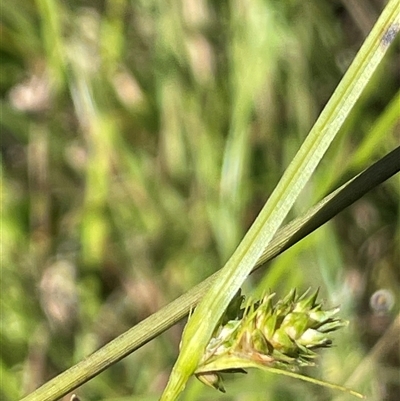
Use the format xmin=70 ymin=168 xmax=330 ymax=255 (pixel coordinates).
xmin=1 ymin=1 xmax=399 ymax=401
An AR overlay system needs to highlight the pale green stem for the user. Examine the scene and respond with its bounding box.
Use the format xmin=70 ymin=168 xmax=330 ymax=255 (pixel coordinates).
xmin=160 ymin=1 xmax=400 ymax=399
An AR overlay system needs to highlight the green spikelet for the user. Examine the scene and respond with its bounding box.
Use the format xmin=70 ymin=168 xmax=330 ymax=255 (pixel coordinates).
xmin=195 ymin=288 xmax=350 ymax=393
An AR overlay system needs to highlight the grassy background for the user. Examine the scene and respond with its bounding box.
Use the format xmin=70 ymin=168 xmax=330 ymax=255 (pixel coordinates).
xmin=1 ymin=0 xmax=399 ymax=400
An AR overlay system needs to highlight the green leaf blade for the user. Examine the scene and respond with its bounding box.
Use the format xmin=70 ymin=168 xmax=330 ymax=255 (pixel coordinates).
xmin=160 ymin=1 xmax=400 ymax=399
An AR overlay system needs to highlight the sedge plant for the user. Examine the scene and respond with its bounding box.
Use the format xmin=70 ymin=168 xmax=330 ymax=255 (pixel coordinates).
xmin=160 ymin=1 xmax=400 ymax=400
xmin=6 ymin=1 xmax=400 ymax=401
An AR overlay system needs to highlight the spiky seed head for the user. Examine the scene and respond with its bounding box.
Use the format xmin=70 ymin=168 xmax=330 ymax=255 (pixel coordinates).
xmin=195 ymin=288 xmax=348 ymax=392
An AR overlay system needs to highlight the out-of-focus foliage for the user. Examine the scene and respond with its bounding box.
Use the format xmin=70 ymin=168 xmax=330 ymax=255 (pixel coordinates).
xmin=1 ymin=0 xmax=399 ymax=400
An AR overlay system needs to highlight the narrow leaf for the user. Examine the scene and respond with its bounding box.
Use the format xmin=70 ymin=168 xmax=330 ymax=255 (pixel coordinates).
xmin=161 ymin=2 xmax=400 ymax=399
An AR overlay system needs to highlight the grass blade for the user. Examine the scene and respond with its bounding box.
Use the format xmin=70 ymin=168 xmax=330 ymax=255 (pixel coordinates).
xmin=197 ymin=356 xmax=366 ymax=399
xmin=160 ymin=2 xmax=400 ymax=399
xmin=18 ymin=145 xmax=399 ymax=401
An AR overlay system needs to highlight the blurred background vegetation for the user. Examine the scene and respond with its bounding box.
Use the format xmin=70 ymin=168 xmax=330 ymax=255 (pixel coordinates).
xmin=1 ymin=0 xmax=399 ymax=400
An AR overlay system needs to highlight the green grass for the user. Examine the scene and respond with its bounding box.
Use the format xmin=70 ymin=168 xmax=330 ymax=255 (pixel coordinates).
xmin=1 ymin=1 xmax=399 ymax=401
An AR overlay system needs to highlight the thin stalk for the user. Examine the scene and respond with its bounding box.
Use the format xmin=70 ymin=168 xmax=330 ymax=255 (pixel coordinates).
xmin=161 ymin=1 xmax=400 ymax=399
xmin=19 ymin=147 xmax=400 ymax=401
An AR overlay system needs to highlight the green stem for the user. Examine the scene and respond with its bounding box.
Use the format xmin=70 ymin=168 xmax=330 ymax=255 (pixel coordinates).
xmin=19 ymin=146 xmax=400 ymax=401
